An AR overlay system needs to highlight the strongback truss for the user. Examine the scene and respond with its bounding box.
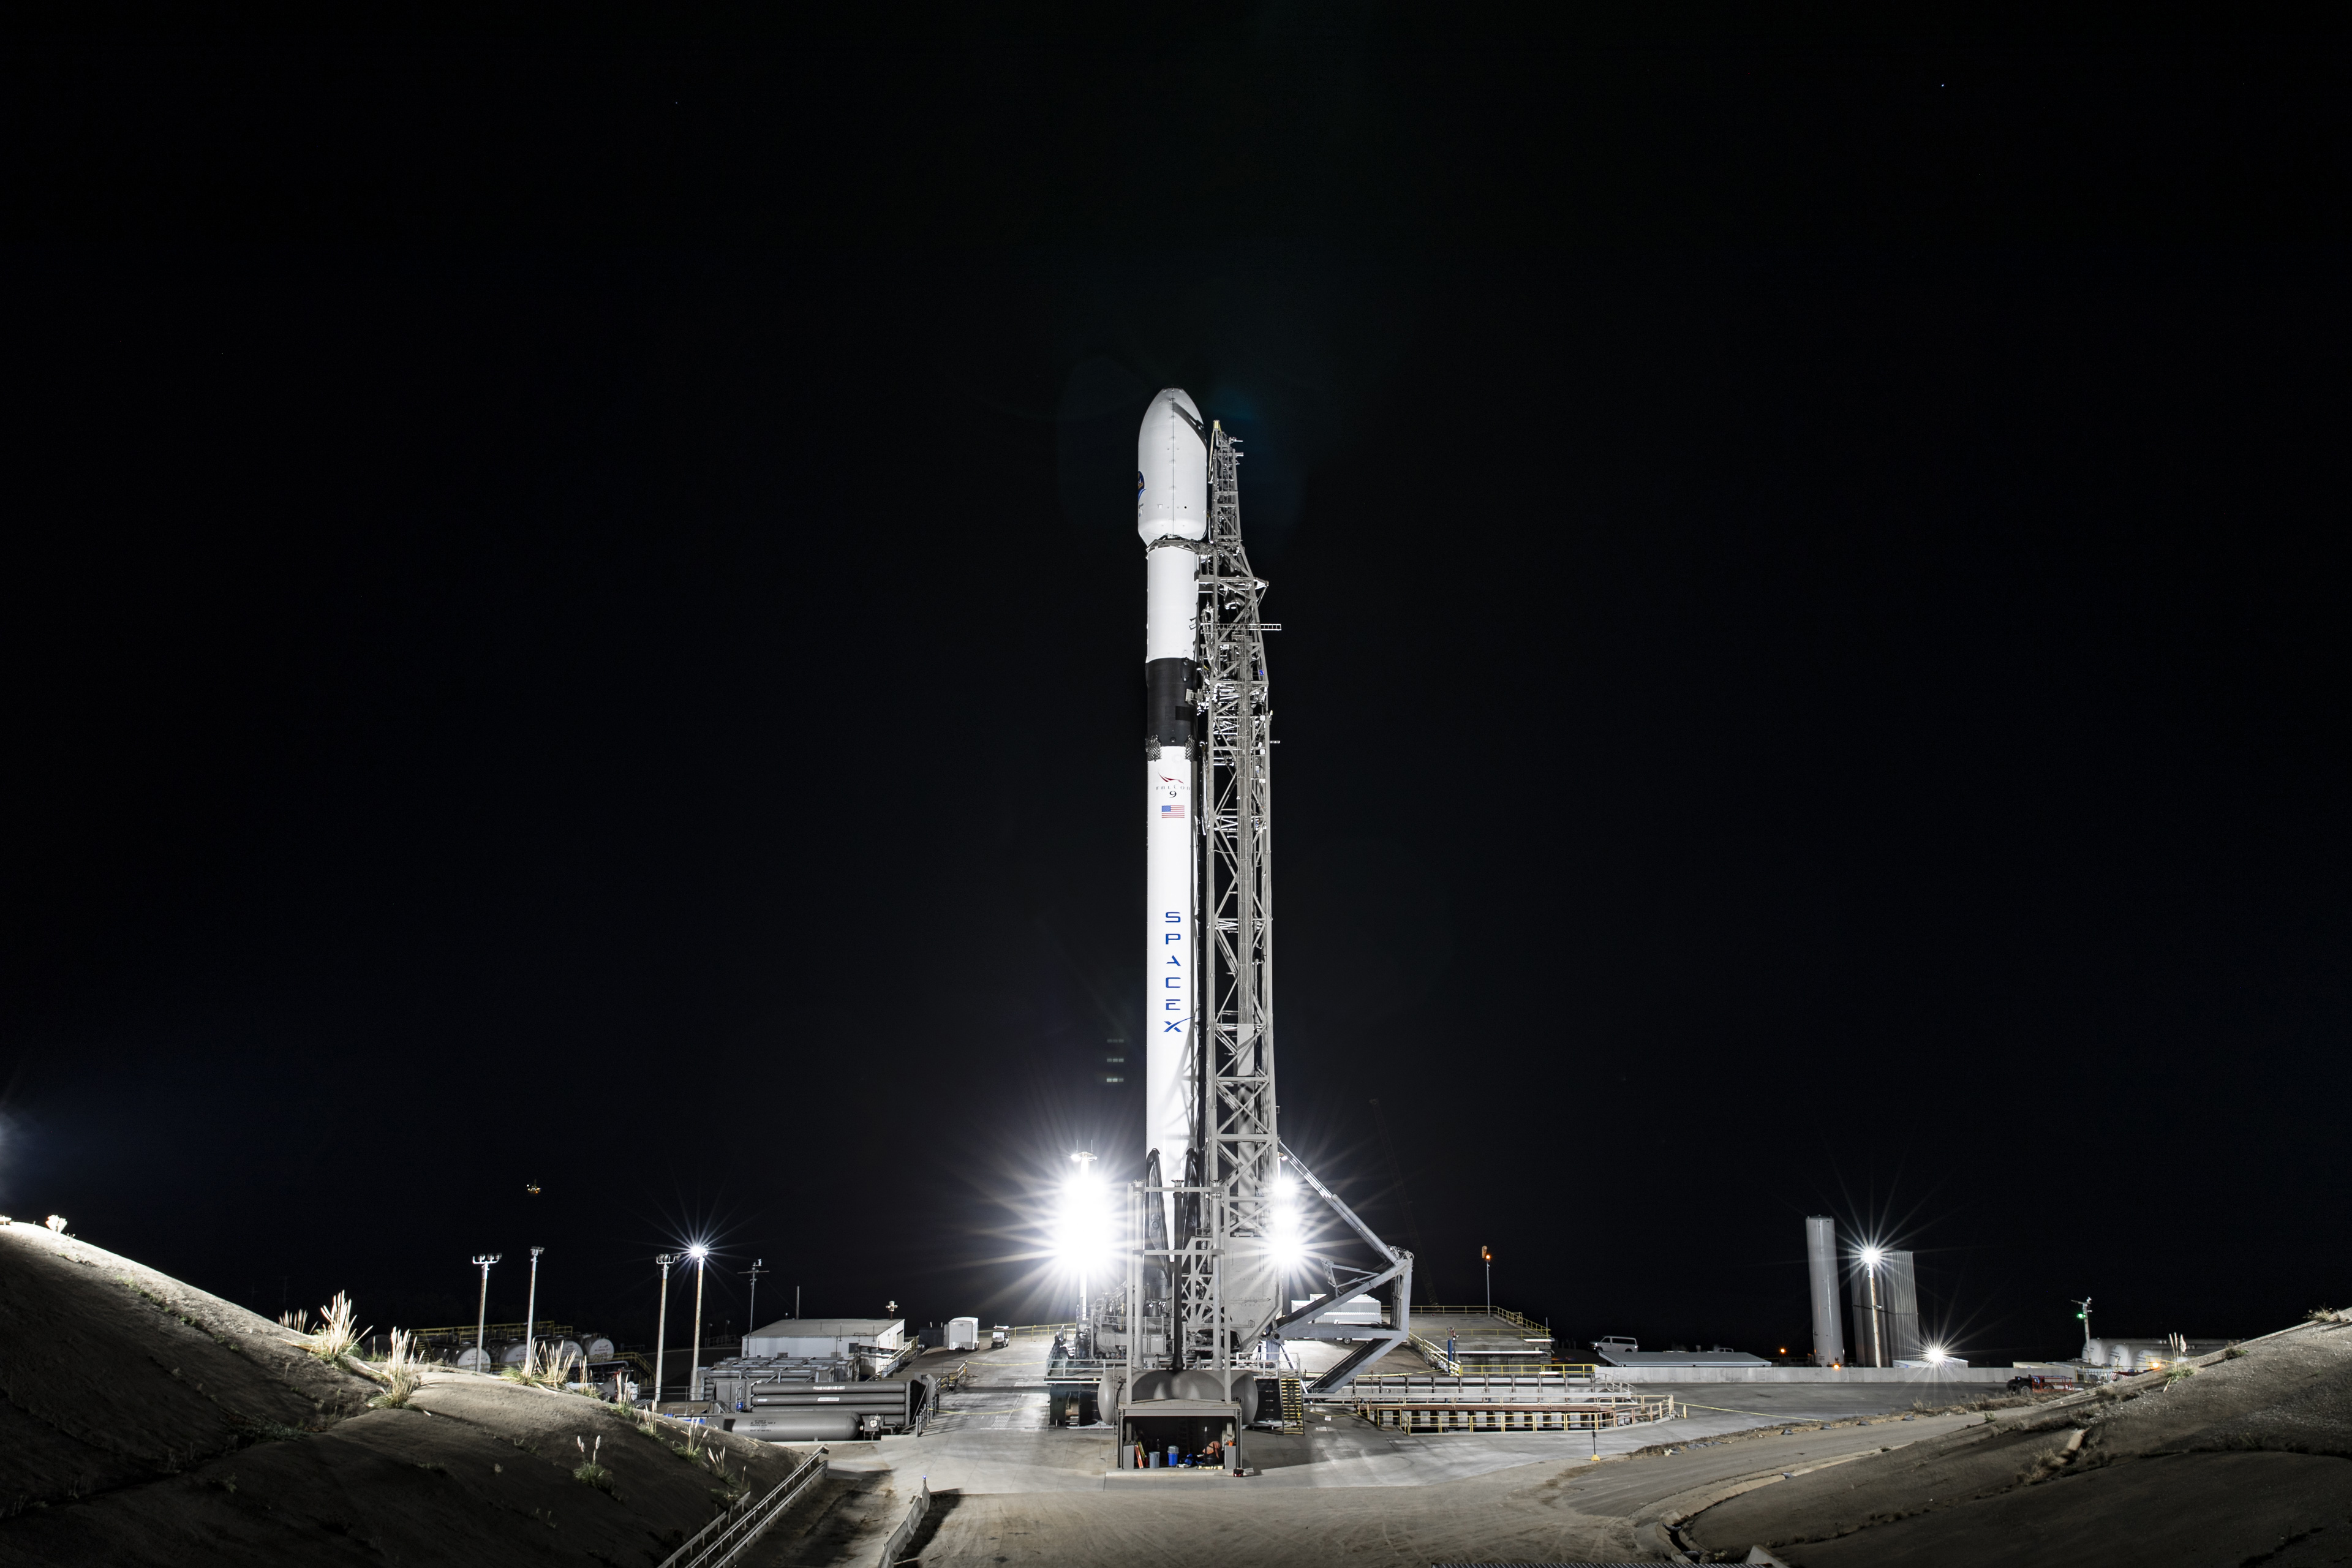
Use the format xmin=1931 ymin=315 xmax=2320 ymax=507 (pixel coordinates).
xmin=1182 ymin=420 xmax=1281 ymax=1360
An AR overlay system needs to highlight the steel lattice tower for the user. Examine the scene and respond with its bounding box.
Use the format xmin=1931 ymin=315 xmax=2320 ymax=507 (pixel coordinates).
xmin=1175 ymin=421 xmax=1283 ymax=1363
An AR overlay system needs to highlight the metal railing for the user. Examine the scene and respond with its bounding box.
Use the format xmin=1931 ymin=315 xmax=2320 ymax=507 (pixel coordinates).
xmin=1408 ymin=1330 xmax=1596 ymax=1378
xmin=405 ymin=1319 xmax=578 ymax=1343
xmin=657 ymin=1447 xmax=827 ymax=1568
xmin=869 ymin=1340 xmax=921 ymax=1379
xmin=1353 ymin=1372 xmax=1639 ymax=1404
xmin=1003 ymin=1322 xmax=1079 ymax=1340
xmin=1350 ymin=1373 xmax=1681 ymax=1433
xmin=875 ymin=1480 xmax=931 ymax=1567
xmin=1412 ymin=1304 xmax=1549 ymax=1335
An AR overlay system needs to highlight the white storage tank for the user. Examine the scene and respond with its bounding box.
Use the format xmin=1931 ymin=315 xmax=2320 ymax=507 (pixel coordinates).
xmin=946 ymin=1316 xmax=979 ymax=1351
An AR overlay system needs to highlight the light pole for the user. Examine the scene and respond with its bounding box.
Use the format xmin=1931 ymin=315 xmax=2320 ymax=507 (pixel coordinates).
xmin=653 ymin=1253 xmax=677 ymax=1409
xmin=687 ymin=1246 xmax=710 ymax=1403
xmin=471 ymin=1254 xmax=501 ymax=1373
xmin=1482 ymin=1245 xmax=1493 ymax=1316
xmin=2073 ymin=1297 xmax=2094 ymax=1358
xmin=524 ymin=1246 xmax=543 ymax=1376
xmin=745 ymin=1258 xmax=768 ymax=1331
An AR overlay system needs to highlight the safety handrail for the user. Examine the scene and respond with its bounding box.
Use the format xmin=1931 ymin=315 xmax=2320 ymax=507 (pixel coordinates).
xmin=657 ymin=1447 xmax=827 ymax=1568
xmin=1412 ymin=1304 xmax=1549 ymax=1334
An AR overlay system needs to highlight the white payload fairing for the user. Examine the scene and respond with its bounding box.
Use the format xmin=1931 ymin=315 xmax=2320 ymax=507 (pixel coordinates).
xmin=1138 ymin=388 xmax=1208 ymax=1200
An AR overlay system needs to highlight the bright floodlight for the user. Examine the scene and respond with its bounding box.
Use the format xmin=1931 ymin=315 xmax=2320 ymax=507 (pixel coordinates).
xmin=1924 ymin=1344 xmax=1948 ymax=1364
xmin=1860 ymin=1246 xmax=1884 ymax=1268
xmin=1054 ymin=1156 xmax=1113 ymax=1273
xmin=687 ymin=1245 xmax=709 ymax=1261
xmin=1268 ymin=1169 xmax=1304 ymax=1269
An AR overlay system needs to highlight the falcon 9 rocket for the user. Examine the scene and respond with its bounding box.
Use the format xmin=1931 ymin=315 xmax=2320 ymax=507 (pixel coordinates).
xmin=1138 ymin=388 xmax=1207 ymax=1204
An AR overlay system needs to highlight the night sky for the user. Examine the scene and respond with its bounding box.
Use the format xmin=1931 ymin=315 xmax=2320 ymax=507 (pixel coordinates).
xmin=3 ymin=8 xmax=2343 ymax=1365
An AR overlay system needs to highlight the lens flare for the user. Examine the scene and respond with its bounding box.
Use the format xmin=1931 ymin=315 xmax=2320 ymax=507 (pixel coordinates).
xmin=1054 ymin=1157 xmax=1115 ymax=1276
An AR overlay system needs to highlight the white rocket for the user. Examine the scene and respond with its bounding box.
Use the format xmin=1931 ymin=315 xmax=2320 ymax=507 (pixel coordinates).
xmin=1138 ymin=388 xmax=1208 ymax=1199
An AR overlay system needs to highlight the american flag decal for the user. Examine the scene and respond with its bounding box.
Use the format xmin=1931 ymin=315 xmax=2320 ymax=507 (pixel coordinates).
xmin=1160 ymin=804 xmax=1185 ymax=819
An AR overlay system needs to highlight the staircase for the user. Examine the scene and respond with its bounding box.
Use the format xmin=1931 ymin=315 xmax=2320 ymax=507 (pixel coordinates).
xmin=1278 ymin=1376 xmax=1306 ymax=1434
xmin=1306 ymin=1337 xmax=1400 ymax=1395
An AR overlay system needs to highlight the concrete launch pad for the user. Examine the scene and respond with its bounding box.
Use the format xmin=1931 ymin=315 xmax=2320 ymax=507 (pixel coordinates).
xmin=735 ymin=1338 xmax=2007 ymax=1564
xmin=757 ymin=1402 xmax=1985 ymax=1566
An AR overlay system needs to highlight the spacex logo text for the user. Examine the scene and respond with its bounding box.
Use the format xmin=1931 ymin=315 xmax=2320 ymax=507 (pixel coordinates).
xmin=1163 ymin=910 xmax=1186 ymax=1031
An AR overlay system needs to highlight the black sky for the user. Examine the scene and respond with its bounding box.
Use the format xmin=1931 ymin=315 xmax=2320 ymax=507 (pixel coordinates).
xmin=2 ymin=6 xmax=2345 ymax=1362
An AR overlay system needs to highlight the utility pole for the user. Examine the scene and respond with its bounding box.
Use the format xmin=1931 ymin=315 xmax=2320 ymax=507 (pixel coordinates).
xmin=745 ymin=1259 xmax=768 ymax=1331
xmin=470 ymin=1254 xmax=501 ymax=1373
xmin=524 ymin=1247 xmax=543 ymax=1376
xmin=653 ymin=1254 xmax=677 ymax=1409
xmin=794 ymin=1284 xmax=801 ymax=1319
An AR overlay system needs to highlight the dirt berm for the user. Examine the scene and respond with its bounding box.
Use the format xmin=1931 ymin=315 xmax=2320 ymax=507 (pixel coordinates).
xmin=0 ymin=1223 xmax=834 ymax=1566
xmin=1683 ymin=1316 xmax=2352 ymax=1565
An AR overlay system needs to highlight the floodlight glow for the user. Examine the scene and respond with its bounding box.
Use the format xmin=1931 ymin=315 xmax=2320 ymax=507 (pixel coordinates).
xmin=687 ymin=1245 xmax=709 ymax=1261
xmin=1860 ymin=1246 xmax=1884 ymax=1269
xmin=1924 ymin=1344 xmax=1949 ymax=1365
xmin=1267 ymin=1175 xmax=1305 ymax=1269
xmin=1052 ymin=1159 xmax=1115 ymax=1274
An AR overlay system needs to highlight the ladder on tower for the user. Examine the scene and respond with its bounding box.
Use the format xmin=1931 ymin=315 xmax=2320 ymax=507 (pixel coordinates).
xmin=1278 ymin=1375 xmax=1307 ymax=1434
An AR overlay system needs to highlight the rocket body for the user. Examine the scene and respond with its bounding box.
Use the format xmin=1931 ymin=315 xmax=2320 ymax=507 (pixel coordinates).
xmin=1139 ymin=388 xmax=1207 ymax=1196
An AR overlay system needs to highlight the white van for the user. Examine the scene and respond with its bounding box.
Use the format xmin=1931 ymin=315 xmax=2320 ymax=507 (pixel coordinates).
xmin=946 ymin=1316 xmax=980 ymax=1351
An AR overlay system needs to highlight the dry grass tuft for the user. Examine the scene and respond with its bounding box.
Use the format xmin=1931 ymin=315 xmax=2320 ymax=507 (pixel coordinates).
xmin=282 ymin=1291 xmax=369 ymax=1360
xmin=701 ymin=1439 xmax=745 ymax=1502
xmin=368 ymin=1329 xmax=428 ymax=1409
xmin=573 ymin=1434 xmax=614 ymax=1491
xmin=311 ymin=1291 xmax=368 ymax=1359
xmin=503 ymin=1339 xmax=584 ymax=1390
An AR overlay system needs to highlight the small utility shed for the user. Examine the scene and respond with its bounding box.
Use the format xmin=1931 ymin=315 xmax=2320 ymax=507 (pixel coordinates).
xmin=742 ymin=1317 xmax=906 ymax=1359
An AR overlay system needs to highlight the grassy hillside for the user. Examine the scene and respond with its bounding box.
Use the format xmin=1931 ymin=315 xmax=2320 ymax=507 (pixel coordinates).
xmin=0 ymin=1223 xmax=812 ymax=1566
xmin=1684 ymin=1316 xmax=2352 ymax=1566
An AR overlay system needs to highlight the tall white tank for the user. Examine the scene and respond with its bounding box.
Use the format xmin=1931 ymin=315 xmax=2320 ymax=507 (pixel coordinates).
xmin=1139 ymin=388 xmax=1207 ymax=1207
xmin=1805 ymin=1216 xmax=1847 ymax=1367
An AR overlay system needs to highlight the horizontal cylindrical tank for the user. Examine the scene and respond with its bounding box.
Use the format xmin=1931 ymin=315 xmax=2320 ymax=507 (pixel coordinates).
xmin=732 ymin=1411 xmax=859 ymax=1442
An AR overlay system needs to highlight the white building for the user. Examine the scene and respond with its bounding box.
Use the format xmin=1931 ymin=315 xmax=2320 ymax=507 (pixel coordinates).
xmin=742 ymin=1317 xmax=905 ymax=1360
